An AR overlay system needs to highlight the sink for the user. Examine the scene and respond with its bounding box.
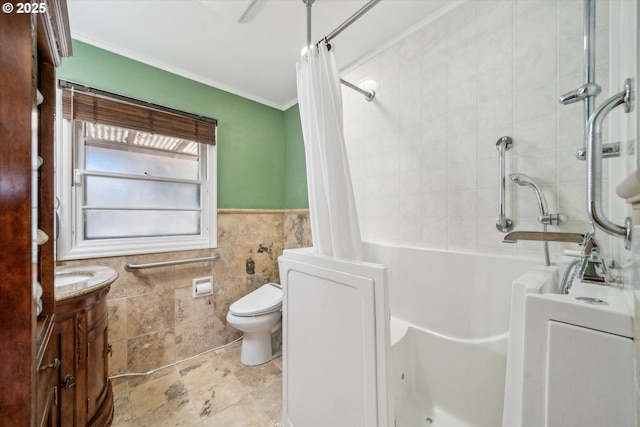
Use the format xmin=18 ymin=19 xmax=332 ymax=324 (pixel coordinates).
xmin=55 ymin=272 xmax=94 ymax=287
xmin=54 ymin=265 xmax=118 ymax=300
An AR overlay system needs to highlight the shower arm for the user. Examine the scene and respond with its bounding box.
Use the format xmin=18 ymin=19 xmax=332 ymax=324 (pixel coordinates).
xmin=509 ymin=173 xmax=553 ymax=267
xmin=496 ymin=136 xmax=514 ymax=232
xmin=586 ymin=78 xmax=633 ymax=249
xmin=509 ymin=173 xmax=568 ymax=227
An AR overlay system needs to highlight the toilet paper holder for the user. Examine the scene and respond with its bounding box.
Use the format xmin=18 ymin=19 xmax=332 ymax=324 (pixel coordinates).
xmin=193 ymin=276 xmax=214 ymax=298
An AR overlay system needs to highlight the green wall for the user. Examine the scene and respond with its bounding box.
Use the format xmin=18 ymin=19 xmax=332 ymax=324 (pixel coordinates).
xmin=58 ymin=40 xmax=308 ymax=209
xmin=283 ymin=104 xmax=308 ymax=209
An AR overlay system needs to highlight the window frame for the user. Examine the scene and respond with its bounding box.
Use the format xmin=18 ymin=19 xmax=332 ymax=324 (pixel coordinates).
xmin=55 ymin=88 xmax=217 ymax=260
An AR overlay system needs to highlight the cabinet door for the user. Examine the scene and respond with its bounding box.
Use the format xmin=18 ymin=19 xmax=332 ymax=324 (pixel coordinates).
xmin=56 ymin=316 xmax=78 ymax=426
xmin=87 ymin=314 xmax=109 ymax=419
xmin=36 ymin=335 xmax=60 ymax=427
xmin=545 ymin=321 xmax=636 ymax=426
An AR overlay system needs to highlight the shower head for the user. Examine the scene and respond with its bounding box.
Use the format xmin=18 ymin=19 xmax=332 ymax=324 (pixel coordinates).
xmin=509 ymin=173 xmax=548 ymax=215
xmin=509 ymin=173 xmax=536 ymax=187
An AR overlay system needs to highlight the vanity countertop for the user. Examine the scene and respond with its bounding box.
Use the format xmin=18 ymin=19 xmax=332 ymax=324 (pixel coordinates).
xmin=55 ymin=265 xmax=118 ymax=301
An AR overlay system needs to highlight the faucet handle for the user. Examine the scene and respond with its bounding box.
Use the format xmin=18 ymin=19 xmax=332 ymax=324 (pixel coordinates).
xmin=538 ymin=213 xmax=568 ymax=226
xmin=579 ymin=246 xmax=610 ymax=284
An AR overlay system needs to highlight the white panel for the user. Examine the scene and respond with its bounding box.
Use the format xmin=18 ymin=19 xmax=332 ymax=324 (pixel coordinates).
xmin=545 ymin=321 xmax=636 ymax=427
xmin=280 ymin=250 xmax=390 ymax=427
xmin=515 ymin=284 xmax=634 ymax=427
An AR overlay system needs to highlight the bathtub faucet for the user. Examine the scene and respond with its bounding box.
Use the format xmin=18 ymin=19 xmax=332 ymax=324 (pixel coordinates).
xmin=502 ymin=231 xmax=584 ymax=244
xmin=502 ymin=231 xmax=610 ymax=285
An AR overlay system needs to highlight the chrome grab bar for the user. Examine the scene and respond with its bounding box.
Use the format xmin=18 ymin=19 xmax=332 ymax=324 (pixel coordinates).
xmin=496 ymin=136 xmax=514 ymax=232
xmin=587 ymin=78 xmax=633 ymax=249
xmin=125 ymin=254 xmax=219 ymax=271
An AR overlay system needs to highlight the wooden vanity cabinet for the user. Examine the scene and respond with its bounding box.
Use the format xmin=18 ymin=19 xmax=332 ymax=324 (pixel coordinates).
xmin=0 ymin=1 xmax=72 ymax=425
xmin=54 ymin=286 xmax=114 ymax=427
xmin=1 ymin=4 xmax=113 ymax=425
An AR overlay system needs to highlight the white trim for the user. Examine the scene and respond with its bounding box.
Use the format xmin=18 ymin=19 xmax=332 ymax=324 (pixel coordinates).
xmin=55 ymin=88 xmax=217 ymax=261
xmin=60 ymin=235 xmax=215 ymax=261
xmin=339 ymin=1 xmax=464 ymax=77
xmin=71 ymin=34 xmax=284 ymax=110
xmin=74 ymin=1 xmax=464 ymax=112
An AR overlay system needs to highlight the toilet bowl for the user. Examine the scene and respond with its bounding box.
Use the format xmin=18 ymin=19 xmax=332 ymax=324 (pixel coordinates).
xmin=226 ymin=283 xmax=283 ymax=366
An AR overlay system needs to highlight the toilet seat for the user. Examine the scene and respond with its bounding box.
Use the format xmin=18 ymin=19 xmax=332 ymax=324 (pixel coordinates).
xmin=229 ymin=283 xmax=282 ymax=317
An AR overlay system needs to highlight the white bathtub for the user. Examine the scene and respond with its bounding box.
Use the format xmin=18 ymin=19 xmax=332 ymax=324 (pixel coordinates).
xmin=279 ymin=243 xmax=544 ymax=427
xmin=363 ymin=242 xmax=541 ymax=427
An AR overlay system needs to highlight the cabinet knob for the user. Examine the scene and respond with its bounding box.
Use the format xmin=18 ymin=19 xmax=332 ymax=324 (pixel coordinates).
xmin=63 ymin=374 xmax=76 ymax=390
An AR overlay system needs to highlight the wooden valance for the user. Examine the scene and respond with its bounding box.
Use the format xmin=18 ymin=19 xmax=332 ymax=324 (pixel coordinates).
xmin=61 ymin=84 xmax=217 ymax=146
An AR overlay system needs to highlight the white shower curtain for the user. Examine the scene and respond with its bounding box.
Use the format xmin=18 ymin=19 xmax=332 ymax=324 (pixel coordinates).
xmin=296 ymin=43 xmax=363 ymax=260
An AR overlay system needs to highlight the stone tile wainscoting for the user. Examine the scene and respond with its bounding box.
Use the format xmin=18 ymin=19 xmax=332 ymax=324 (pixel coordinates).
xmin=55 ymin=209 xmax=311 ymax=377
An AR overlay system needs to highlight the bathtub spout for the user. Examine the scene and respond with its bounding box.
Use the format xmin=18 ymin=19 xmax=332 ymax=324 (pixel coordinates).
xmin=502 ymin=231 xmax=586 ymax=244
xmin=503 ymin=231 xmax=610 ymax=285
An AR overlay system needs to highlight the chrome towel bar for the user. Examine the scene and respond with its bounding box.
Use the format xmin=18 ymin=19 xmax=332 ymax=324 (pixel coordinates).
xmin=125 ymin=254 xmax=219 ymax=271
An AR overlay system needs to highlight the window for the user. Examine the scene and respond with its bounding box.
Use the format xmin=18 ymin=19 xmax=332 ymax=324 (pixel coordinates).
xmin=56 ymin=83 xmax=217 ymax=260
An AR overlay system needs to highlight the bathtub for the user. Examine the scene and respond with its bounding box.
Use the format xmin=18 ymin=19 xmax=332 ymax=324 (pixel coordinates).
xmin=363 ymin=242 xmax=541 ymax=427
xmin=279 ymin=242 xmax=543 ymax=427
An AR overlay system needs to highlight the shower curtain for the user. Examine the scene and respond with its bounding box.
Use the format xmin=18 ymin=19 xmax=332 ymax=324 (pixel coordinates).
xmin=296 ymin=42 xmax=362 ymax=260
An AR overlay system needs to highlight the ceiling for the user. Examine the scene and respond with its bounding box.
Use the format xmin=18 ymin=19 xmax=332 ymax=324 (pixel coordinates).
xmin=67 ymin=0 xmax=453 ymax=110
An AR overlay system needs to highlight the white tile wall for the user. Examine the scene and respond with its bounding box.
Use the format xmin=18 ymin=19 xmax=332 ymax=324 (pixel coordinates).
xmin=342 ymin=0 xmax=620 ymax=261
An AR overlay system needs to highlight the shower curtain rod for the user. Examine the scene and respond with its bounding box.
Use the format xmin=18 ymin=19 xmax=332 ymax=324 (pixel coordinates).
xmin=304 ymin=0 xmax=379 ymax=102
xmin=340 ymin=78 xmax=375 ymax=102
xmin=316 ymin=0 xmax=382 ymax=47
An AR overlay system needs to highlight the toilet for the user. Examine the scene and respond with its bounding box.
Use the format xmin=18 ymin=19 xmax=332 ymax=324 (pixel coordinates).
xmin=226 ymin=283 xmax=283 ymax=366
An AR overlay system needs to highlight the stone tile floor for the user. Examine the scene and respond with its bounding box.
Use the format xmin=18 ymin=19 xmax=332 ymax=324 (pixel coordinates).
xmin=111 ymin=341 xmax=283 ymax=426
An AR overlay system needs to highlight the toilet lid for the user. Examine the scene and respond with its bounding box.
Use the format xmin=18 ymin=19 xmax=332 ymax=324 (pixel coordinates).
xmin=229 ymin=283 xmax=282 ymax=316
